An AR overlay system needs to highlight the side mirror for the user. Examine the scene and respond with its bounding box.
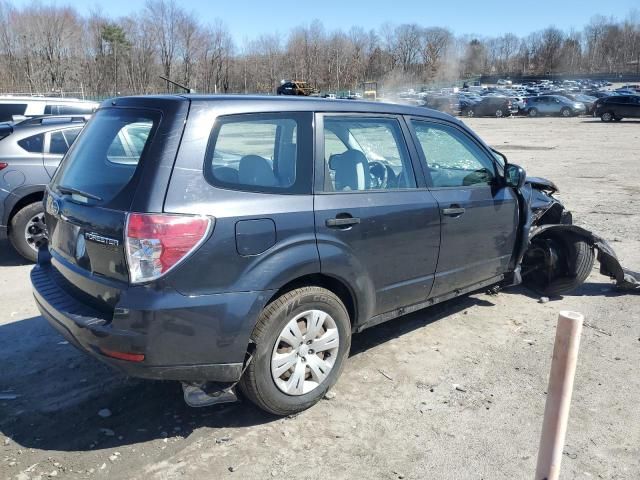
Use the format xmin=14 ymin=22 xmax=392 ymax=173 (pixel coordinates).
xmin=505 ymin=163 xmax=527 ymax=189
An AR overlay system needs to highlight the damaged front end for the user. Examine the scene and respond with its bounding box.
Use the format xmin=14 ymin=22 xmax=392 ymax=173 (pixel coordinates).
xmin=511 ymin=175 xmax=639 ymax=294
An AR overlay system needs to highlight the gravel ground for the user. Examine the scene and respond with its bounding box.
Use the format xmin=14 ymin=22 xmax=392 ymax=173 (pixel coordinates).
xmin=0 ymin=115 xmax=638 ymax=480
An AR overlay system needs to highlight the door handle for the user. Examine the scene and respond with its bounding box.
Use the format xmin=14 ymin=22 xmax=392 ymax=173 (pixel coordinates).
xmin=442 ymin=206 xmax=466 ymax=217
xmin=326 ymin=216 xmax=360 ymax=228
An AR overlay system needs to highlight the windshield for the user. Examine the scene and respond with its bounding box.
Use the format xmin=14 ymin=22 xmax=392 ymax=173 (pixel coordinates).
xmin=52 ymin=108 xmax=159 ymax=204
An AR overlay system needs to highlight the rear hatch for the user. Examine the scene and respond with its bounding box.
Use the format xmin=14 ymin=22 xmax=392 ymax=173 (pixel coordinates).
xmin=43 ymin=96 xmax=189 ymax=311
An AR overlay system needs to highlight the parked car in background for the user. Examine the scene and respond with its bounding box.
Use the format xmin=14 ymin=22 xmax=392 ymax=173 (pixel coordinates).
xmin=522 ymin=95 xmax=586 ymax=117
xmin=276 ymin=81 xmax=318 ymax=96
xmin=32 ymin=95 xmax=607 ymax=415
xmin=0 ymin=115 xmax=87 ymax=261
xmin=594 ymin=95 xmax=640 ymax=122
xmin=462 ymin=96 xmax=514 ymax=117
xmin=0 ymin=97 xmax=98 ymax=122
xmin=422 ymin=95 xmax=460 ymax=115
xmin=553 ymin=93 xmax=598 ymax=114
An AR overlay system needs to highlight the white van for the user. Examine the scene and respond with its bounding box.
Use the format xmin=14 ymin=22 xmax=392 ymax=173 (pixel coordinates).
xmin=0 ymin=97 xmax=99 ymax=122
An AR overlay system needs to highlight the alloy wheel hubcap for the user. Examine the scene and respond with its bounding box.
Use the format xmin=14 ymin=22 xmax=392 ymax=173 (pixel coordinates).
xmin=271 ymin=309 xmax=339 ymax=396
xmin=603 ymin=113 xmax=612 ymax=121
xmin=24 ymin=213 xmax=47 ymax=252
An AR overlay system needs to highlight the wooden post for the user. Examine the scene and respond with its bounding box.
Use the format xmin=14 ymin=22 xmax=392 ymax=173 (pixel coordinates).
xmin=535 ymin=311 xmax=584 ymax=480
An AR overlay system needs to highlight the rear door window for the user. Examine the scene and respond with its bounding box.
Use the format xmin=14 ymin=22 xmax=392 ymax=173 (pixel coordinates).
xmin=46 ymin=127 xmax=83 ymax=155
xmin=205 ymin=112 xmax=312 ymax=194
xmin=49 ymin=131 xmax=68 ymax=154
xmin=322 ymin=117 xmax=417 ymax=191
xmin=51 ymin=109 xmax=158 ymax=204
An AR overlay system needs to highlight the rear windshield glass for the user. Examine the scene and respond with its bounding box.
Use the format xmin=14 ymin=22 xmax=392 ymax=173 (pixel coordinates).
xmin=51 ymin=108 xmax=158 ymax=203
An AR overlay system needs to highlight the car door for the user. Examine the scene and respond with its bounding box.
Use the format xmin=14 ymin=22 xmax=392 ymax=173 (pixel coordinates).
xmin=630 ymin=96 xmax=640 ymax=118
xmin=314 ymin=113 xmax=441 ymax=318
xmin=536 ymin=96 xmax=551 ymax=114
xmin=408 ymin=118 xmax=519 ymax=298
xmin=618 ymin=96 xmax=635 ymax=117
xmin=43 ymin=127 xmax=82 ymax=177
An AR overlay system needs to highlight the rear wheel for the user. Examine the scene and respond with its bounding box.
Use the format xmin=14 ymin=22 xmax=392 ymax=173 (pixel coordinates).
xmin=9 ymin=201 xmax=46 ymax=262
xmin=522 ymin=232 xmax=595 ymax=296
xmin=239 ymin=287 xmax=351 ymax=415
xmin=600 ymin=111 xmax=614 ymax=122
xmin=528 ymin=108 xmax=538 ymax=117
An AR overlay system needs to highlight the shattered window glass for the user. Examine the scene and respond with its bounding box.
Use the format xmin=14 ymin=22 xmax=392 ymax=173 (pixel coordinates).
xmin=412 ymin=121 xmax=495 ymax=188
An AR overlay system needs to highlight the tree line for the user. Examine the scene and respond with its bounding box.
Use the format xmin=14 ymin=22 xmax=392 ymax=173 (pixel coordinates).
xmin=0 ymin=1 xmax=638 ymax=97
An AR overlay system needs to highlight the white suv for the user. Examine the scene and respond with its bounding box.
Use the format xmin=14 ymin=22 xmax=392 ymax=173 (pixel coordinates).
xmin=0 ymin=97 xmax=98 ymax=122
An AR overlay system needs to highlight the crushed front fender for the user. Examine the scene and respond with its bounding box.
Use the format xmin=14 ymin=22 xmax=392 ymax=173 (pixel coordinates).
xmin=530 ymin=224 xmax=640 ymax=292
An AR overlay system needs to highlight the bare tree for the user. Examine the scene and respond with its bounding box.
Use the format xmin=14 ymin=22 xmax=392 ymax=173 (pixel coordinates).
xmin=145 ymin=0 xmax=180 ymax=88
xmin=0 ymin=3 xmax=640 ymax=97
xmin=421 ymin=27 xmax=452 ymax=80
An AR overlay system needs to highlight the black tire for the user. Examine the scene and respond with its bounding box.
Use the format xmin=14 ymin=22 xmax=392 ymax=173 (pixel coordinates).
xmin=239 ymin=287 xmax=351 ymax=415
xmin=600 ymin=111 xmax=614 ymax=122
xmin=466 ymin=109 xmax=475 ymax=118
xmin=9 ymin=201 xmax=46 ymax=262
xmin=528 ymin=108 xmax=538 ymax=117
xmin=523 ymin=233 xmax=595 ymax=296
xmin=495 ymin=108 xmax=504 ymax=118
xmin=560 ymin=107 xmax=572 ymax=117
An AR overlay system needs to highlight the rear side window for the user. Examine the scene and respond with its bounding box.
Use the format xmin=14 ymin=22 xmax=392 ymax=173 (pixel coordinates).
xmin=52 ymin=109 xmax=158 ymax=204
xmin=45 ymin=104 xmax=95 ymax=115
xmin=18 ymin=133 xmax=44 ymax=153
xmin=0 ymin=103 xmax=27 ymax=122
xmin=205 ymin=112 xmax=312 ymax=194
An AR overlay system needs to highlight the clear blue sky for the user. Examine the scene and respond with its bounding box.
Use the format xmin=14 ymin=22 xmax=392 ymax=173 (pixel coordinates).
xmin=12 ymin=0 xmax=640 ymax=40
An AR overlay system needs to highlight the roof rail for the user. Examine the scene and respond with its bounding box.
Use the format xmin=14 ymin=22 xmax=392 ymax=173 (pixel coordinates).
xmin=14 ymin=115 xmax=91 ymax=126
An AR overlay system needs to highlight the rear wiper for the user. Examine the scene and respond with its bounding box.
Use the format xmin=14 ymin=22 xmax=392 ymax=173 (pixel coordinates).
xmin=57 ymin=185 xmax=102 ymax=202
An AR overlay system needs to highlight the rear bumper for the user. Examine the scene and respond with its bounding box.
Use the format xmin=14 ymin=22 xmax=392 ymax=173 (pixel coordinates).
xmin=31 ymin=255 xmax=274 ymax=382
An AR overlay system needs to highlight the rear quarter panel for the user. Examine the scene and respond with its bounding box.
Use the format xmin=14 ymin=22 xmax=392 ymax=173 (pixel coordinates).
xmin=163 ymin=101 xmax=320 ymax=296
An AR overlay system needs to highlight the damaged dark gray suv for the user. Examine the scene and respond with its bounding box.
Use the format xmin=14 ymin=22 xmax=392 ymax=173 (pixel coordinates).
xmin=31 ymin=95 xmax=635 ymax=415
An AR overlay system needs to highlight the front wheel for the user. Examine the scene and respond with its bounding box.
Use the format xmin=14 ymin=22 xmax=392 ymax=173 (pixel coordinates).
xmin=495 ymin=108 xmax=504 ymax=118
xmin=522 ymin=232 xmax=595 ymax=296
xmin=239 ymin=287 xmax=351 ymax=415
xmin=560 ymin=107 xmax=572 ymax=117
xmin=528 ymin=108 xmax=538 ymax=117
xmin=600 ymin=111 xmax=614 ymax=122
xmin=9 ymin=201 xmax=46 ymax=262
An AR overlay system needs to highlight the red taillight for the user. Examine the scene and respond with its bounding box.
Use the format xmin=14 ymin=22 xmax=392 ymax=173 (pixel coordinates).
xmin=125 ymin=213 xmax=212 ymax=283
xmin=99 ymin=347 xmax=145 ymax=362
xmin=0 ymin=162 xmax=8 ymax=170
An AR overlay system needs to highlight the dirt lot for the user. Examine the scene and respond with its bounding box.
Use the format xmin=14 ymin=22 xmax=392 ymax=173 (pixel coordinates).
xmin=1 ymin=116 xmax=639 ymax=480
